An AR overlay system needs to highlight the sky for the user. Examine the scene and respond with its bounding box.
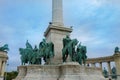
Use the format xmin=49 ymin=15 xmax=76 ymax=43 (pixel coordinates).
xmin=0 ymin=0 xmax=120 ymax=71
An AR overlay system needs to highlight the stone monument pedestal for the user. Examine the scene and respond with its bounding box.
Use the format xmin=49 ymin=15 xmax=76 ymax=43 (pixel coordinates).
xmin=14 ymin=62 xmax=107 ymax=80
xmin=44 ymin=24 xmax=72 ymax=64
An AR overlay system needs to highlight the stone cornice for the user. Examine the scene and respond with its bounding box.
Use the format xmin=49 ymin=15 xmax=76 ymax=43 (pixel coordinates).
xmin=0 ymin=51 xmax=8 ymax=60
xmin=86 ymin=52 xmax=120 ymax=64
xmin=86 ymin=55 xmax=114 ymax=64
xmin=44 ymin=24 xmax=73 ymax=37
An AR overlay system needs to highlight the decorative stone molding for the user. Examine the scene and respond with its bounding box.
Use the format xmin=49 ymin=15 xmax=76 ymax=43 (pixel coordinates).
xmin=14 ymin=62 xmax=107 ymax=80
xmin=44 ymin=24 xmax=72 ymax=37
xmin=86 ymin=53 xmax=120 ymax=79
xmin=86 ymin=56 xmax=114 ymax=64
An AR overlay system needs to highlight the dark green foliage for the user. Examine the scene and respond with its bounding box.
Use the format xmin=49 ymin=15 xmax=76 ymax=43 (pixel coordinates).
xmin=4 ymin=71 xmax=18 ymax=80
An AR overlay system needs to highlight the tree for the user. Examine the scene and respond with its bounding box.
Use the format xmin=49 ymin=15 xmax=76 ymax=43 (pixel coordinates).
xmin=4 ymin=71 xmax=18 ymax=80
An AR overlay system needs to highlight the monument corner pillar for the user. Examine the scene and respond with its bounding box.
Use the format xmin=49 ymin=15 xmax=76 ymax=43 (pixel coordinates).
xmin=114 ymin=53 xmax=120 ymax=80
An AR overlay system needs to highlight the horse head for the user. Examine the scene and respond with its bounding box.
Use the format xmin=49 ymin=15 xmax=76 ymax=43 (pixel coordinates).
xmin=19 ymin=48 xmax=25 ymax=55
xmin=81 ymin=46 xmax=87 ymax=54
xmin=72 ymin=39 xmax=79 ymax=47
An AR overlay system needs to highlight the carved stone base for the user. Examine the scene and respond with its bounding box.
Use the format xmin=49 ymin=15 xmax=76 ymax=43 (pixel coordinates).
xmin=12 ymin=66 xmax=27 ymax=80
xmin=14 ymin=62 xmax=107 ymax=80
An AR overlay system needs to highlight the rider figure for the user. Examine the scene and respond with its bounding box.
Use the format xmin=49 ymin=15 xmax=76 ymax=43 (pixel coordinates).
xmin=63 ymin=35 xmax=71 ymax=48
xmin=40 ymin=39 xmax=47 ymax=48
xmin=26 ymin=40 xmax=29 ymax=48
xmin=26 ymin=40 xmax=32 ymax=49
xmin=62 ymin=35 xmax=71 ymax=62
xmin=39 ymin=38 xmax=47 ymax=62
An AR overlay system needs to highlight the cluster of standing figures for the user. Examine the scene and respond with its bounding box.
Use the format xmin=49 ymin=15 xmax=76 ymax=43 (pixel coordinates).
xmin=19 ymin=35 xmax=87 ymax=65
xmin=62 ymin=35 xmax=87 ymax=65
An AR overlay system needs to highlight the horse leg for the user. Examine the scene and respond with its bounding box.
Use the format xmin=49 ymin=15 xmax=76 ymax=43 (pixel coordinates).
xmin=21 ymin=60 xmax=23 ymax=65
xmin=65 ymin=54 xmax=68 ymax=62
xmin=63 ymin=55 xmax=65 ymax=62
xmin=79 ymin=57 xmax=82 ymax=65
xmin=69 ymin=49 xmax=73 ymax=61
xmin=62 ymin=51 xmax=66 ymax=62
xmin=82 ymin=57 xmax=86 ymax=66
xmin=22 ymin=62 xmax=23 ymax=65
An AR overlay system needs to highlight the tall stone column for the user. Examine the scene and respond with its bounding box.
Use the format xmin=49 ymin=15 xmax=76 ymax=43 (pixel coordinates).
xmin=107 ymin=61 xmax=111 ymax=75
xmin=52 ymin=0 xmax=63 ymax=26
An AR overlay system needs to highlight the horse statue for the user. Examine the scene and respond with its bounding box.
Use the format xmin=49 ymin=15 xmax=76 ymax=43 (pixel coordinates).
xmin=76 ymin=44 xmax=82 ymax=65
xmin=38 ymin=39 xmax=47 ymax=58
xmin=0 ymin=44 xmax=9 ymax=52
xmin=20 ymin=40 xmax=43 ymax=65
xmin=62 ymin=39 xmax=78 ymax=62
xmin=44 ymin=42 xmax=54 ymax=64
xmin=19 ymin=40 xmax=34 ymax=65
xmin=19 ymin=48 xmax=28 ymax=65
xmin=25 ymin=40 xmax=35 ymax=64
xmin=76 ymin=43 xmax=87 ymax=65
xmin=31 ymin=45 xmax=41 ymax=64
xmin=19 ymin=47 xmax=37 ymax=65
xmin=81 ymin=45 xmax=87 ymax=65
xmin=38 ymin=39 xmax=54 ymax=64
